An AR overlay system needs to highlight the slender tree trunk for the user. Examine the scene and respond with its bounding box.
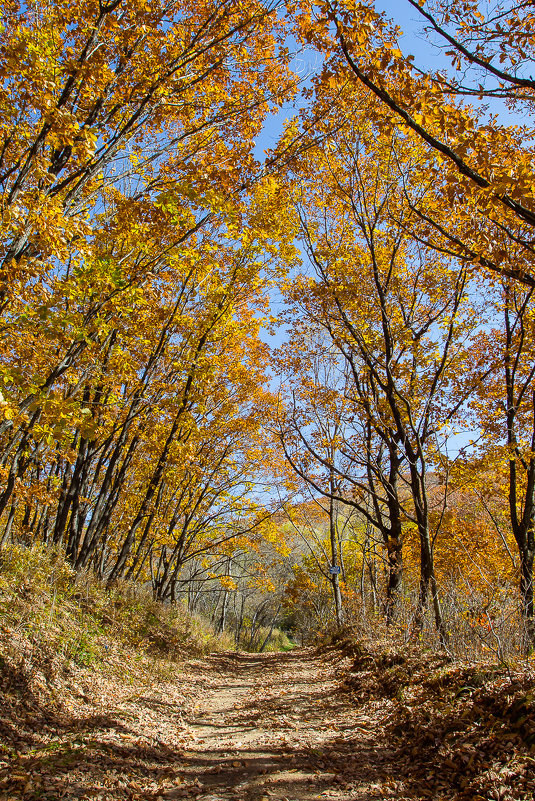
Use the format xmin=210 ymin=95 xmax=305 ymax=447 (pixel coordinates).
xmin=328 ymin=492 xmax=344 ymax=627
xmin=384 ymin=532 xmax=403 ymax=625
xmin=234 ymin=593 xmax=245 ymax=647
xmin=413 ymin=518 xmax=448 ymax=647
xmin=368 ymin=546 xmax=378 ymax=614
xmin=216 ymin=590 xmax=229 ymax=634
xmin=0 ymin=499 xmax=16 ymax=547
xmin=217 ymin=557 xmax=232 ymax=634
xmin=503 ymin=295 xmax=535 ymax=650
xmin=126 ymin=481 xmax=166 ymax=580
xmin=259 ymin=603 xmax=282 ymax=652
xmin=520 ymin=546 xmax=535 ymax=646
xmin=74 ymin=431 xmax=141 ymax=570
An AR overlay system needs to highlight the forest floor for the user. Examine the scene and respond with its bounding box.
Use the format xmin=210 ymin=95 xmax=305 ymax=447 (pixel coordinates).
xmin=1 ymin=645 xmax=535 ymax=801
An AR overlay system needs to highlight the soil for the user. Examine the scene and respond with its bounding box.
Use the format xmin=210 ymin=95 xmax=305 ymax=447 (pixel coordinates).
xmin=0 ymin=647 xmax=407 ymax=801
xmin=2 ymin=646 xmax=533 ymax=801
xmin=173 ymin=648 xmax=400 ymax=801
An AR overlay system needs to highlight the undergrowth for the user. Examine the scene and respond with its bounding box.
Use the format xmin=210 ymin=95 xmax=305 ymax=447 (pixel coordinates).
xmin=0 ymin=544 xmax=233 ymax=708
xmin=329 ymin=629 xmax=535 ymax=801
xmin=259 ymin=627 xmax=296 ymax=652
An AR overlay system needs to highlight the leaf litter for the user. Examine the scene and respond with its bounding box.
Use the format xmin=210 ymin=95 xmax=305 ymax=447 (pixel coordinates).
xmin=1 ymin=641 xmax=534 ymax=800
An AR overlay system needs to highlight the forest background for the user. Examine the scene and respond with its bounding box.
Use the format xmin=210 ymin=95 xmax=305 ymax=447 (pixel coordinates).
xmin=1 ymin=0 xmax=535 ymax=660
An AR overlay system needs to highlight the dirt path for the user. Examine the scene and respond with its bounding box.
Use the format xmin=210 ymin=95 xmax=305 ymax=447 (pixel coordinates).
xmin=1 ymin=647 xmax=409 ymax=801
xmin=169 ymin=648 xmax=401 ymax=801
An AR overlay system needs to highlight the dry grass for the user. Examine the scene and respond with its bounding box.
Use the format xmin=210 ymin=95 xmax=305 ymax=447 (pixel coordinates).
xmin=0 ymin=542 xmax=234 ymax=760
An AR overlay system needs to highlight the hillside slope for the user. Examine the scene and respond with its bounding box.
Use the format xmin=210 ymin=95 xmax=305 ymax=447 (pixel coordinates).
xmin=1 ymin=546 xmax=534 ymax=801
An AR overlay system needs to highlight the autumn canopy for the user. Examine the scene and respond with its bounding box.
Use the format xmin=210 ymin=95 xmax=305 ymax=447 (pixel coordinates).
xmin=0 ymin=0 xmax=534 ymax=653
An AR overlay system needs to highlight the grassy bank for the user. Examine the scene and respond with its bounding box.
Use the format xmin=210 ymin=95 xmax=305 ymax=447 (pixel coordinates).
xmin=0 ymin=544 xmax=236 ymax=757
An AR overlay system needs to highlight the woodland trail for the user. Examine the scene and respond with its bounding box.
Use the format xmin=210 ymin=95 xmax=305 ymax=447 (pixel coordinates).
xmin=167 ymin=648 xmax=401 ymax=801
xmin=5 ymin=644 xmax=534 ymax=801
xmin=1 ymin=647 xmax=419 ymax=801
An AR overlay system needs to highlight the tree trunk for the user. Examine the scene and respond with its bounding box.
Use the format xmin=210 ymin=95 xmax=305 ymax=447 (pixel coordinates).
xmin=329 ymin=493 xmax=344 ymax=627
xmin=520 ymin=543 xmax=535 ymax=648
xmin=384 ymin=533 xmax=403 ymax=625
xmin=259 ymin=603 xmax=282 ymax=652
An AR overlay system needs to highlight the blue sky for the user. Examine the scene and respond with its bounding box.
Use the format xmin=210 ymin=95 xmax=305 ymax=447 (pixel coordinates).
xmin=255 ymin=0 xmax=525 ymax=162
xmin=255 ymin=0 xmax=450 ymax=159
